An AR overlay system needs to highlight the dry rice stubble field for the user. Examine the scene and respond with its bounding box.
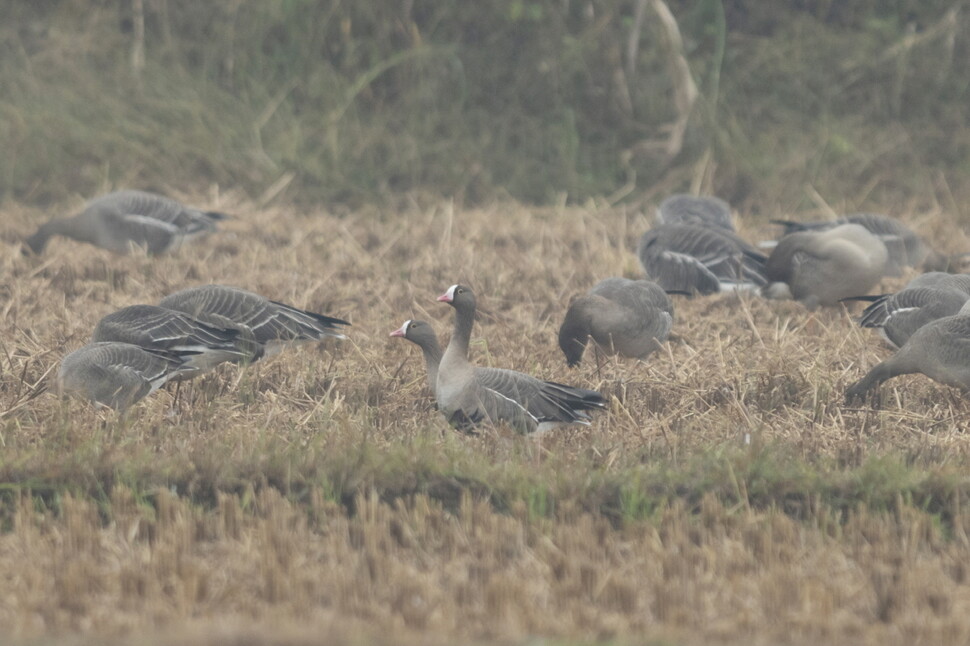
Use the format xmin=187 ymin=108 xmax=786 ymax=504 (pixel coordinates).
xmin=3 ymin=195 xmax=970 ymax=644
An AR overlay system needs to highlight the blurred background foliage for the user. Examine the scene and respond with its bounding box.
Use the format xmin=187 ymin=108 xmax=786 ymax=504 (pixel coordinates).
xmin=0 ymin=0 xmax=967 ymax=215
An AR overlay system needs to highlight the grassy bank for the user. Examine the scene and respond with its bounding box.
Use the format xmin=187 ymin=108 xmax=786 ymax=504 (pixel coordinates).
xmin=2 ymin=1 xmax=969 ymax=212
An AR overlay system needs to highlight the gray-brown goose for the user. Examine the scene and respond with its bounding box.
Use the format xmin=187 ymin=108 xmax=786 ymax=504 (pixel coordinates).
xmin=771 ymin=213 xmax=956 ymax=275
xmin=850 ymin=273 xmax=970 ymax=348
xmin=637 ymin=224 xmax=768 ymax=294
xmin=25 ymin=190 xmax=228 ymax=255
xmin=92 ymin=304 xmax=262 ymax=374
xmin=58 ymin=342 xmax=197 ymax=410
xmin=159 ymin=285 xmax=349 ymax=356
xmin=655 ymin=194 xmax=734 ymax=232
xmin=763 ymin=223 xmax=888 ymax=308
xmin=558 ymin=278 xmax=673 ymax=366
xmin=436 ymin=285 xmax=606 ymax=434
xmin=845 ymin=301 xmax=970 ymax=402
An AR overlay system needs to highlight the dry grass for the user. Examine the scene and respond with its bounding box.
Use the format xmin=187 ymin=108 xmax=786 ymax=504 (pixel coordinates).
xmin=4 ymin=194 xmax=970 ymax=644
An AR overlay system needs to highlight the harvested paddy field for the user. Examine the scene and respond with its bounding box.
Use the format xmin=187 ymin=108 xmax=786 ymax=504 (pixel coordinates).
xmin=3 ymin=195 xmax=970 ymax=645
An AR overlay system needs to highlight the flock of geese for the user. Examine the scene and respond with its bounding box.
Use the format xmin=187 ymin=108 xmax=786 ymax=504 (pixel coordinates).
xmin=20 ymin=189 xmax=970 ymax=433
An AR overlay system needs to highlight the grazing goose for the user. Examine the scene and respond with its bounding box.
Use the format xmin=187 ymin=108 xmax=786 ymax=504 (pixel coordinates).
xmin=854 ymin=287 xmax=969 ymax=348
xmin=92 ymin=304 xmax=262 ymax=374
xmin=159 ymin=285 xmax=349 ymax=356
xmin=845 ymin=301 xmax=970 ymax=402
xmin=25 ymin=190 xmax=228 ymax=255
xmin=655 ymin=194 xmax=734 ymax=231
xmin=435 ymin=285 xmax=606 ymax=434
xmin=849 ymin=275 xmax=970 ymax=347
xmin=558 ymin=278 xmax=673 ymax=366
xmin=390 ymin=319 xmax=442 ymax=395
xmin=763 ymin=223 xmax=888 ymax=308
xmin=58 ymin=342 xmax=197 ymax=410
xmin=637 ymin=224 xmax=768 ymax=294
xmin=771 ymin=213 xmax=952 ymax=275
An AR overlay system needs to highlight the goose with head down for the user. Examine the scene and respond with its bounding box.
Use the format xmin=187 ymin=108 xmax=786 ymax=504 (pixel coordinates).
xmin=558 ymin=277 xmax=673 ymax=367
xmin=25 ymin=190 xmax=229 ymax=255
xmin=57 ymin=342 xmax=198 ymax=410
xmin=846 ymin=300 xmax=970 ymax=403
xmin=763 ymin=223 xmax=888 ymax=309
xmin=434 ymin=285 xmax=606 ymax=434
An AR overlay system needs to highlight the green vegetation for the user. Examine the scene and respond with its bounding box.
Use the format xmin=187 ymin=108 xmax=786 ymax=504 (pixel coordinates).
xmin=2 ymin=1 xmax=968 ymax=210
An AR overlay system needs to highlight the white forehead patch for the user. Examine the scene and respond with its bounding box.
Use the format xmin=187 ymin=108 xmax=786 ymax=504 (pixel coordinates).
xmin=445 ymin=284 xmax=458 ymax=299
xmin=402 ymin=319 xmax=412 ymax=329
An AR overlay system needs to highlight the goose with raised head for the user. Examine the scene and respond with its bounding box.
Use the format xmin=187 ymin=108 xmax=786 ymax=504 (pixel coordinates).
xmin=92 ymin=304 xmax=262 ymax=374
xmin=637 ymin=224 xmax=768 ymax=295
xmin=435 ymin=285 xmax=606 ymax=434
xmin=58 ymin=342 xmax=198 ymax=410
xmin=25 ymin=190 xmax=229 ymax=255
xmin=655 ymin=194 xmax=734 ymax=231
xmin=845 ymin=300 xmax=970 ymax=402
xmin=770 ymin=213 xmax=954 ymax=275
xmin=159 ymin=285 xmax=349 ymax=356
xmin=558 ymin=278 xmax=673 ymax=367
xmin=763 ymin=223 xmax=888 ymax=308
xmin=390 ymin=319 xmax=442 ymax=395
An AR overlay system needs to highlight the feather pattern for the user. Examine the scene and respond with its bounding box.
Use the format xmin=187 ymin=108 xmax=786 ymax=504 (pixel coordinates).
xmin=655 ymin=194 xmax=734 ymax=231
xmin=159 ymin=285 xmax=349 ymax=356
xmin=58 ymin=342 xmax=197 ymax=410
xmin=92 ymin=304 xmax=261 ymax=373
xmin=637 ymin=224 xmax=768 ymax=294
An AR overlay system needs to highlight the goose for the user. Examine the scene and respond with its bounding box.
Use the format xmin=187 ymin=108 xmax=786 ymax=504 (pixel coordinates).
xmin=848 ymin=274 xmax=970 ymax=347
xmin=159 ymin=285 xmax=349 ymax=356
xmin=770 ymin=213 xmax=953 ymax=275
xmin=390 ymin=319 xmax=442 ymax=395
xmin=435 ymin=285 xmax=606 ymax=434
xmin=92 ymin=304 xmax=262 ymax=375
xmin=25 ymin=190 xmax=228 ymax=255
xmin=655 ymin=194 xmax=734 ymax=231
xmin=763 ymin=223 xmax=888 ymax=308
xmin=845 ymin=300 xmax=970 ymax=402
xmin=854 ymin=287 xmax=969 ymax=348
xmin=558 ymin=278 xmax=673 ymax=366
xmin=637 ymin=224 xmax=768 ymax=294
xmin=58 ymin=342 xmax=197 ymax=410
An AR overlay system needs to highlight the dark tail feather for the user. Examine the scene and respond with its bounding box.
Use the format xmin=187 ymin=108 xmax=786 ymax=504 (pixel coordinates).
xmin=839 ymin=294 xmax=888 ymax=303
xmin=204 ymin=211 xmax=233 ymax=221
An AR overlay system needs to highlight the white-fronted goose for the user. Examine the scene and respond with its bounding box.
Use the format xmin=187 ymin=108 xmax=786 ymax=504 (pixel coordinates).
xmin=655 ymin=194 xmax=734 ymax=231
xmin=58 ymin=342 xmax=196 ymax=410
xmin=435 ymin=285 xmax=606 ymax=434
xmin=25 ymin=190 xmax=228 ymax=255
xmin=845 ymin=302 xmax=970 ymax=402
xmin=159 ymin=285 xmax=349 ymax=356
xmin=637 ymin=224 xmax=768 ymax=294
xmin=558 ymin=278 xmax=673 ymax=366
xmin=390 ymin=319 xmax=442 ymax=395
xmin=764 ymin=223 xmax=888 ymax=308
xmin=92 ymin=304 xmax=262 ymax=374
xmin=771 ymin=213 xmax=955 ymax=275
